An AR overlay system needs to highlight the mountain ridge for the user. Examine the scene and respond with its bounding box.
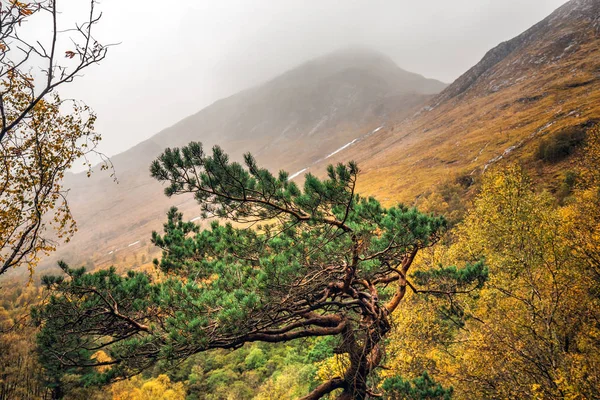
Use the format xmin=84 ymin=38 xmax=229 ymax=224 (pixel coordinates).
xmin=309 ymin=0 xmax=600 ymax=204
xmin=434 ymin=0 xmax=599 ymax=106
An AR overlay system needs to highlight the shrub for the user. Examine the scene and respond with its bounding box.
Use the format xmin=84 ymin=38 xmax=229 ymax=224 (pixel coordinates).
xmin=535 ymin=127 xmax=586 ymax=163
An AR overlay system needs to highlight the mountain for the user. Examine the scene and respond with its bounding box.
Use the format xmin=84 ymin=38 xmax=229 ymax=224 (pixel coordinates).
xmin=51 ymin=49 xmax=446 ymax=270
xmin=316 ymin=0 xmax=600 ymax=203
xmin=435 ymin=0 xmax=599 ymax=105
xmin=49 ymin=0 xmax=600 ymax=273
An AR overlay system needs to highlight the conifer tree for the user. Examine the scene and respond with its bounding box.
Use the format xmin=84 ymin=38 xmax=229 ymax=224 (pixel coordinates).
xmin=34 ymin=143 xmax=485 ymax=399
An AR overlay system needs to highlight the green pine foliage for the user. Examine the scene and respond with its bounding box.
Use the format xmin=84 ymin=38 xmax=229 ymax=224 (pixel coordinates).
xmin=32 ymin=142 xmax=485 ymax=399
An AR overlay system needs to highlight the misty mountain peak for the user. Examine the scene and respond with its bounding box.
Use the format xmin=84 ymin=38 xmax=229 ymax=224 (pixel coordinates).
xmin=298 ymin=47 xmax=399 ymax=72
xmin=267 ymin=47 xmax=445 ymax=96
xmin=141 ymin=49 xmax=446 ymax=152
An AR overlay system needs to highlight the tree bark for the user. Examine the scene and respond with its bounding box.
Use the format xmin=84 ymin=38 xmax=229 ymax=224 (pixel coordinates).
xmin=50 ymin=385 xmax=63 ymax=400
xmin=336 ymin=389 xmax=355 ymax=400
xmin=300 ymin=378 xmax=346 ymax=400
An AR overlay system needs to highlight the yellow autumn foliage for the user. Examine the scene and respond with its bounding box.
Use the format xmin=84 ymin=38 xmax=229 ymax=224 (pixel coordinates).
xmin=385 ymin=156 xmax=600 ymax=399
xmin=315 ymin=354 xmax=348 ymax=383
xmin=111 ymin=374 xmax=185 ymax=400
xmin=0 ymin=71 xmax=104 ymax=276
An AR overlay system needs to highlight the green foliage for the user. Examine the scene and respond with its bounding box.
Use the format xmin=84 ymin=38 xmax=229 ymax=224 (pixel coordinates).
xmin=245 ymin=347 xmax=267 ymax=370
xmin=535 ymin=126 xmax=586 ymax=163
xmin=410 ymin=260 xmax=488 ymax=328
xmin=34 ymin=143 xmax=447 ymax=399
xmin=556 ymin=170 xmax=578 ymax=204
xmin=165 ymin=342 xmax=318 ymax=400
xmin=306 ymin=336 xmax=337 ymax=363
xmin=382 ymin=372 xmax=453 ymax=400
xmin=412 ymin=260 xmax=487 ymax=290
xmin=32 ymin=262 xmax=157 ymax=389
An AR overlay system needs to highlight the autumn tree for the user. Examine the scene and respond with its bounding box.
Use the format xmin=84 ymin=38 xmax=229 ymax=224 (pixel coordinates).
xmin=0 ymin=285 xmax=48 ymax=400
xmin=33 ymin=143 xmax=486 ymax=399
xmin=429 ymin=164 xmax=600 ymax=399
xmin=381 ymin=372 xmax=453 ymax=400
xmin=0 ymin=0 xmax=111 ymax=276
xmin=111 ymin=374 xmax=185 ymax=400
xmin=0 ymin=0 xmax=109 ymax=141
xmin=565 ymin=125 xmax=600 ymax=278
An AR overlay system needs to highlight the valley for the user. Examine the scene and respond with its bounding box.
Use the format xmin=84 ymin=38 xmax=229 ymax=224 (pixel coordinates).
xmin=1 ymin=1 xmax=600 ymax=399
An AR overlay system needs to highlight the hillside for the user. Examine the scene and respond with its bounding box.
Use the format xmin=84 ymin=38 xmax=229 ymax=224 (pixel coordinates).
xmin=4 ymin=1 xmax=600 ymax=399
xmin=48 ymin=49 xmax=446 ymax=271
xmin=313 ymin=0 xmax=600 ymax=204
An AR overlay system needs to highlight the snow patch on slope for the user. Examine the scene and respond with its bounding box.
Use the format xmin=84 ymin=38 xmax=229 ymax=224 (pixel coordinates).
xmin=287 ymin=125 xmax=385 ymax=181
xmin=325 ymin=139 xmax=359 ymax=159
xmin=307 ymin=116 xmax=328 ymax=137
xmin=324 ymin=125 xmax=383 ymax=159
xmin=289 ymin=168 xmax=309 ymax=180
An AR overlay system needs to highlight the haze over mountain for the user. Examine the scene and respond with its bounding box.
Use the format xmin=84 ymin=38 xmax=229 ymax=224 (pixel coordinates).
xmin=320 ymin=0 xmax=600 ymax=202
xmin=54 ymin=0 xmax=568 ymax=158
xmin=52 ymin=49 xmax=445 ymax=269
xmin=39 ymin=0 xmax=600 ymax=274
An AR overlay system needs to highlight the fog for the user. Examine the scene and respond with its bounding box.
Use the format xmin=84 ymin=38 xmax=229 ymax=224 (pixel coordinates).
xmin=56 ymin=0 xmax=568 ymax=160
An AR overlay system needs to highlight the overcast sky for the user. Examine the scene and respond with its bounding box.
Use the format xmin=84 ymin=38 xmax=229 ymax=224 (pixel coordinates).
xmin=55 ymin=0 xmax=568 ymax=159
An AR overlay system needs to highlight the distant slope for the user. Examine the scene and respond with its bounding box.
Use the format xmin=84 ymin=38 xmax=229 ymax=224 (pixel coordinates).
xmin=318 ymin=0 xmax=600 ymax=204
xmin=49 ymin=49 xmax=446 ymax=270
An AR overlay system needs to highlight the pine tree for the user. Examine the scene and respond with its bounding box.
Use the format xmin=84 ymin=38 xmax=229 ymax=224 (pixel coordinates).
xmin=33 ymin=143 xmax=484 ymax=399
